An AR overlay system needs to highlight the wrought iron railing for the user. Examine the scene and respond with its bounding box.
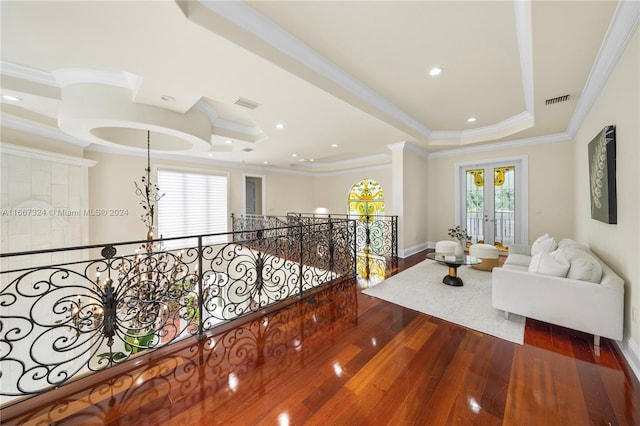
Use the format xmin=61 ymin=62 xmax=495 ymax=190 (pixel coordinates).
xmin=233 ymin=213 xmax=397 ymax=285
xmin=0 ymin=219 xmax=356 ymax=405
xmin=233 ymin=213 xmax=398 ymax=260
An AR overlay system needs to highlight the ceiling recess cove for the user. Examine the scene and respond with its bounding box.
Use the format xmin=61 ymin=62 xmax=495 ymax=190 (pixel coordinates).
xmin=235 ymin=97 xmax=261 ymax=109
xmin=544 ymin=94 xmax=571 ymax=105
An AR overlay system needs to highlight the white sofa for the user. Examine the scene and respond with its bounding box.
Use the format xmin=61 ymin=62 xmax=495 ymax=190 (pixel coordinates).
xmin=492 ymin=236 xmax=624 ymax=346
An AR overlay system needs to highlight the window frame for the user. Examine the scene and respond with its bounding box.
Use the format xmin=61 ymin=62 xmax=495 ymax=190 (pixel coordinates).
xmin=155 ymin=165 xmax=230 ymax=249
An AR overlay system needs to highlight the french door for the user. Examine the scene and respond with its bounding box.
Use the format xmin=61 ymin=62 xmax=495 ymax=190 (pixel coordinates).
xmin=457 ymin=159 xmax=527 ymax=249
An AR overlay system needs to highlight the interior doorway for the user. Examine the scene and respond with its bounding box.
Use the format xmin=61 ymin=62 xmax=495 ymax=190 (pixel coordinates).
xmin=244 ymin=175 xmax=264 ymax=216
xmin=456 ymin=158 xmax=528 ymax=250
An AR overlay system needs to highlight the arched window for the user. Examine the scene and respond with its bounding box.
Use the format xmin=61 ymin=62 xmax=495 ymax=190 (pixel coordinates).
xmin=348 ymin=178 xmax=384 ymax=220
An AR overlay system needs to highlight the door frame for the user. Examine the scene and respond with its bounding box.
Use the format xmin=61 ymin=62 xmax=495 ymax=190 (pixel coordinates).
xmin=454 ymin=156 xmax=529 ymax=246
xmin=243 ymin=174 xmax=266 ymax=216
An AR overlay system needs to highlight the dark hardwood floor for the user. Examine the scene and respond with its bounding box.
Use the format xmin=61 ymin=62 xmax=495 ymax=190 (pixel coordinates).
xmin=2 ymin=250 xmax=639 ymax=425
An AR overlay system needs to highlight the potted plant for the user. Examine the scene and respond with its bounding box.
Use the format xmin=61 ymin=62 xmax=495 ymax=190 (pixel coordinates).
xmin=447 ymin=225 xmax=470 ymax=257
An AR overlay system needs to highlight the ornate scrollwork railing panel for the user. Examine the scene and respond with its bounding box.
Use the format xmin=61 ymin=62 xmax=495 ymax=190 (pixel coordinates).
xmin=1 ymin=242 xmax=201 ymax=403
xmin=1 ymin=217 xmax=359 ymax=404
xmin=366 ymin=217 xmax=394 ymax=258
xmin=201 ymin=239 xmax=301 ymax=327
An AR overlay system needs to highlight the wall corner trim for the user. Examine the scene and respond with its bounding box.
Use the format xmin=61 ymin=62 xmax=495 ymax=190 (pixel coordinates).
xmin=616 ymin=332 xmax=640 ymax=383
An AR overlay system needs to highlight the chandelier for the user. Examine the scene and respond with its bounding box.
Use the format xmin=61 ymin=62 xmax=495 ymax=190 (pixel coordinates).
xmin=65 ymin=131 xmax=197 ymax=357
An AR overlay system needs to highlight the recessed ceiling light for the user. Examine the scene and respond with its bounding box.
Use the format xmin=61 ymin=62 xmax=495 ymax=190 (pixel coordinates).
xmin=225 ymin=140 xmax=233 ymax=144
xmin=275 ymin=123 xmax=285 ymax=129
xmin=467 ymin=117 xmax=477 ymax=123
xmin=2 ymin=95 xmax=22 ymax=102
xmin=429 ymin=67 xmax=443 ymax=77
xmin=331 ymin=144 xmax=338 ymax=148
xmin=160 ymin=95 xmax=175 ymax=102
xmin=207 ymin=153 xmax=213 ymax=157
xmin=263 ymin=161 xmax=269 ymax=164
xmin=309 ymin=159 xmax=315 ymax=162
xmin=292 ymin=154 xmax=298 ymax=157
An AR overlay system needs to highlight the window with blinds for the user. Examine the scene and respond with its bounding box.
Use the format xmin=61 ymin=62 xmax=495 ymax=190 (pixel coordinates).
xmin=157 ymin=169 xmax=228 ymax=250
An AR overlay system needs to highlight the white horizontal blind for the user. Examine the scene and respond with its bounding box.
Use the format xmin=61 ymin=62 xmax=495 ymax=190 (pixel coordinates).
xmin=157 ymin=169 xmax=228 ymax=250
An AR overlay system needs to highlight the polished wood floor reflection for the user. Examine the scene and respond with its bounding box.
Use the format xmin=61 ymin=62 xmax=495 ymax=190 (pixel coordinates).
xmin=3 ymin=251 xmax=640 ymax=425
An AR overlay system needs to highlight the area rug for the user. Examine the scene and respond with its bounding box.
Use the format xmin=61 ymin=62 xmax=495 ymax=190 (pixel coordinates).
xmin=362 ymin=259 xmax=525 ymax=344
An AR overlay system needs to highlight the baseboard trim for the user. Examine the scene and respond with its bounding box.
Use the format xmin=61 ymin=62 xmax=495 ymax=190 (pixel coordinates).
xmin=401 ymin=242 xmax=430 ymax=258
xmin=616 ymin=332 xmax=640 ymax=382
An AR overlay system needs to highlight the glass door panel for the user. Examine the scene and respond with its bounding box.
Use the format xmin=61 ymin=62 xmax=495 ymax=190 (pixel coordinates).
xmin=463 ymin=164 xmax=518 ymax=250
xmin=494 ymin=166 xmax=515 ymax=249
xmin=465 ymin=169 xmax=485 ymax=243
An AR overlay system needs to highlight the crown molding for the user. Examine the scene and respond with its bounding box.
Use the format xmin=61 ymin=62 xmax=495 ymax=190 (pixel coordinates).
xmin=88 ymin=142 xmax=393 ymax=176
xmin=1 ymin=115 xmax=91 ymax=147
xmin=428 ymin=132 xmax=571 ymax=158
xmin=429 ymin=111 xmax=534 ymax=145
xmin=566 ymin=0 xmax=640 ymax=137
xmin=387 ymin=141 xmax=430 ymax=159
xmin=0 ymin=142 xmax=97 ymax=167
xmin=292 ymin=153 xmax=390 ymax=170
xmin=386 ymin=141 xmax=407 ymax=152
xmin=312 ymin=162 xmax=392 ymax=177
xmin=0 ymin=61 xmax=59 ymax=87
xmin=194 ymin=98 xmax=263 ymax=137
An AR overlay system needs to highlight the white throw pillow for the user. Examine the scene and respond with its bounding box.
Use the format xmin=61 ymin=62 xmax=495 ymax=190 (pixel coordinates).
xmin=531 ymin=234 xmax=557 ymax=256
xmin=563 ymin=247 xmax=603 ymax=283
xmin=528 ymin=250 xmax=569 ymax=277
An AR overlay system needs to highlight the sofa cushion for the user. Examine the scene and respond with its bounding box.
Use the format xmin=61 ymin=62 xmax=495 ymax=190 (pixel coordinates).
xmin=558 ymin=238 xmax=588 ymax=251
xmin=501 ymin=263 xmax=528 ymax=272
xmin=563 ymin=247 xmax=603 ymax=283
xmin=528 ymin=250 xmax=569 ymax=277
xmin=504 ymin=253 xmax=532 ymax=268
xmin=531 ymin=234 xmax=557 ymax=256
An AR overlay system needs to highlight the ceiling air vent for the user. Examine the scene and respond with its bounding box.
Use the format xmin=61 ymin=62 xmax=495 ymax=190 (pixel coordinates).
xmin=545 ymin=94 xmax=571 ymax=105
xmin=235 ymin=97 xmax=261 ymax=109
xmin=242 ymin=148 xmax=253 ymax=152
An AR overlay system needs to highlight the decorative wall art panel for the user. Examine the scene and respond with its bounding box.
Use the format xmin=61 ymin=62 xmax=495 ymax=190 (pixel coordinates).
xmin=588 ymin=125 xmax=617 ymax=224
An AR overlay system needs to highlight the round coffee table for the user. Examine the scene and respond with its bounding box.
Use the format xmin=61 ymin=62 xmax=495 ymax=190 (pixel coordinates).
xmin=426 ymin=252 xmax=482 ymax=287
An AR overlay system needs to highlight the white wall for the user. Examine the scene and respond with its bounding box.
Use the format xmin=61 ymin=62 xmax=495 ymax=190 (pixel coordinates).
xmin=400 ymin=148 xmax=429 ymax=255
xmin=574 ymin=28 xmax=639 ymax=356
xmin=263 ymin=171 xmax=315 ymax=216
xmin=427 ymin=141 xmax=576 ymax=244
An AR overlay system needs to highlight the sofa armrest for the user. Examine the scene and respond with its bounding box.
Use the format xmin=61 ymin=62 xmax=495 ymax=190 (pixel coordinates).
xmin=507 ymin=244 xmax=531 ymax=256
xmin=492 ymin=267 xmax=624 ymax=341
